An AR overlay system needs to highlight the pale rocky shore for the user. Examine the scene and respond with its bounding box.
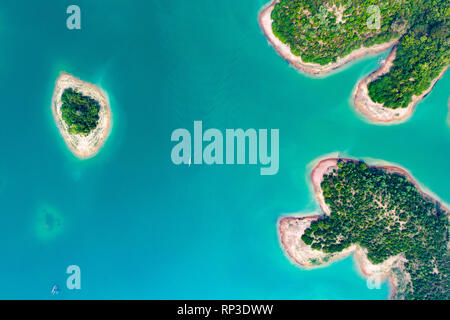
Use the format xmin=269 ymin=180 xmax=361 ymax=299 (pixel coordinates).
xmin=259 ymin=0 xmax=399 ymax=75
xmin=278 ymin=157 xmax=449 ymax=299
xmin=354 ymin=48 xmax=449 ymax=124
xmin=51 ymin=73 xmax=112 ymax=159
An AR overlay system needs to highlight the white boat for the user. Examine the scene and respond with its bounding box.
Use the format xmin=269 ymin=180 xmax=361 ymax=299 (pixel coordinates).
xmin=51 ymin=285 xmax=60 ymax=295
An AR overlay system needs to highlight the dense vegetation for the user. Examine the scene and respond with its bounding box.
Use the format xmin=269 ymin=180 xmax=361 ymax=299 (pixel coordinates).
xmin=301 ymin=160 xmax=449 ymax=300
xmin=272 ymin=0 xmax=404 ymax=65
xmin=270 ymin=0 xmax=449 ymax=109
xmin=61 ymin=88 xmax=101 ymax=135
xmin=367 ymin=1 xmax=449 ymax=108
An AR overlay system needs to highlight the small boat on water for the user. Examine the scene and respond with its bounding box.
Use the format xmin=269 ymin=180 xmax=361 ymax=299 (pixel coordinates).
xmin=51 ymin=285 xmax=60 ymax=295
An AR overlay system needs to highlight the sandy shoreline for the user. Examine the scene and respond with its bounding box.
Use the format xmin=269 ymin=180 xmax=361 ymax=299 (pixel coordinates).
xmin=278 ymin=157 xmax=449 ymax=299
xmin=51 ymin=73 xmax=112 ymax=159
xmin=258 ymin=0 xmax=399 ymax=76
xmin=354 ymin=48 xmax=449 ymax=124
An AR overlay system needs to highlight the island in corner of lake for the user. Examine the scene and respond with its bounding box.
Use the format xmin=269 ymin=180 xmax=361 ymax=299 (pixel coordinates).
xmin=51 ymin=73 xmax=112 ymax=159
xmin=279 ymin=157 xmax=449 ymax=300
xmin=259 ymin=0 xmax=449 ymax=123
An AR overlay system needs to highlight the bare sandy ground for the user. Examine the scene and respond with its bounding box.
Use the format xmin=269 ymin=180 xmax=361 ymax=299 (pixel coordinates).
xmin=278 ymin=157 xmax=449 ymax=299
xmin=258 ymin=0 xmax=399 ymax=75
xmin=354 ymin=48 xmax=449 ymax=124
xmin=51 ymin=73 xmax=112 ymax=159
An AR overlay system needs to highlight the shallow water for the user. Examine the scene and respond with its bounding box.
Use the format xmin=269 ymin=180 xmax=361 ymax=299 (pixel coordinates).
xmin=0 ymin=0 xmax=448 ymax=299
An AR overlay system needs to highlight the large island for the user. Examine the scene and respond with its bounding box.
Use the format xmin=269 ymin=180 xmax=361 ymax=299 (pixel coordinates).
xmin=279 ymin=157 xmax=449 ymax=299
xmin=259 ymin=0 xmax=449 ymax=123
xmin=51 ymin=73 xmax=112 ymax=158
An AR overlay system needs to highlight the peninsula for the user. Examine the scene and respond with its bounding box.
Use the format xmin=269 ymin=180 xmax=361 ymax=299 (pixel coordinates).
xmin=259 ymin=0 xmax=449 ymax=123
xmin=279 ymin=157 xmax=449 ymax=300
xmin=51 ymin=73 xmax=111 ymax=158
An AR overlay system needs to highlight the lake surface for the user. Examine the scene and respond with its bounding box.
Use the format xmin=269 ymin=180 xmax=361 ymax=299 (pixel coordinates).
xmin=0 ymin=0 xmax=448 ymax=299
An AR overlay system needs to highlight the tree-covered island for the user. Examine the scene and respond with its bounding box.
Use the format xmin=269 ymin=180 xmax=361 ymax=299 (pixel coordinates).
xmin=260 ymin=0 xmax=449 ymax=122
xmin=279 ymin=158 xmax=449 ymax=300
xmin=51 ymin=73 xmax=111 ymax=159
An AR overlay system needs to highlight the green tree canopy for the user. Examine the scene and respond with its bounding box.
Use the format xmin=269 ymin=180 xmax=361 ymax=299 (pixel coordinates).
xmin=61 ymin=88 xmax=101 ymax=135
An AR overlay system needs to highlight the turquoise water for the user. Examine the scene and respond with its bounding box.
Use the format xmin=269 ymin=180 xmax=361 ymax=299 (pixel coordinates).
xmin=0 ymin=0 xmax=448 ymax=299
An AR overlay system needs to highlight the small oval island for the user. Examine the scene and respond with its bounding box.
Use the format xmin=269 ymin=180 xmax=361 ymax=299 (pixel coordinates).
xmin=51 ymin=73 xmax=112 ymax=159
